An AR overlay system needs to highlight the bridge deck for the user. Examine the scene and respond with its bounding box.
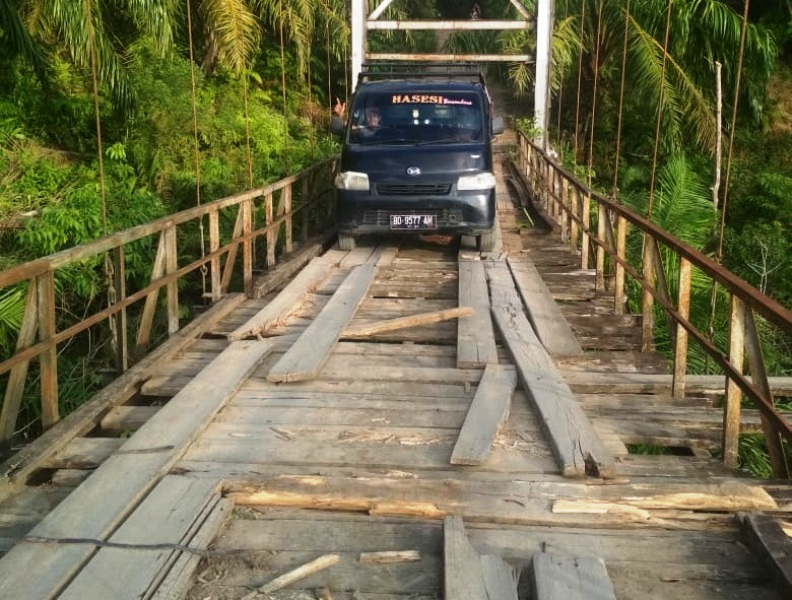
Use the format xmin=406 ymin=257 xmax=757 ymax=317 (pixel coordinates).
xmin=0 ymin=156 xmax=789 ymax=600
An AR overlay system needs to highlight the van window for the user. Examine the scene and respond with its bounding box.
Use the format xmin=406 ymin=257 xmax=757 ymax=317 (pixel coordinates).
xmin=348 ymin=92 xmax=483 ymax=143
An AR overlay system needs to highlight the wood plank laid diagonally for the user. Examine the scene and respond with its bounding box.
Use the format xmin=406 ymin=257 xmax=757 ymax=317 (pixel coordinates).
xmin=267 ymin=261 xmax=378 ymax=383
xmin=0 ymin=340 xmax=272 ymax=600
xmin=451 ymin=364 xmax=518 ymax=466
xmin=457 ymin=259 xmax=498 ymax=368
xmin=508 ymin=257 xmax=583 ymax=357
xmin=485 ymin=259 xmax=616 ymax=479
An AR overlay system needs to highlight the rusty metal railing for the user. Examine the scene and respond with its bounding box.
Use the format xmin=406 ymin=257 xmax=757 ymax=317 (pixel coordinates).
xmin=0 ymin=159 xmax=337 ymax=442
xmin=514 ymin=135 xmax=792 ymax=477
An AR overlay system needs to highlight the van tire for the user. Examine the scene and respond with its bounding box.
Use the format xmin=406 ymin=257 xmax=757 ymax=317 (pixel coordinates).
xmin=338 ymin=233 xmax=356 ymax=251
xmin=477 ymin=231 xmax=495 ymax=252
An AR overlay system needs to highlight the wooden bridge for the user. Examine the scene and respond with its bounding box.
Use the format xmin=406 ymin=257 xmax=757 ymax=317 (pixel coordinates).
xmin=1 ymin=129 xmax=792 ymax=600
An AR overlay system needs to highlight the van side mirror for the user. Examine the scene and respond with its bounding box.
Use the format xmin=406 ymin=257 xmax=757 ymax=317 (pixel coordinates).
xmin=330 ymin=116 xmax=345 ymax=136
xmin=491 ymin=116 xmax=505 ymax=136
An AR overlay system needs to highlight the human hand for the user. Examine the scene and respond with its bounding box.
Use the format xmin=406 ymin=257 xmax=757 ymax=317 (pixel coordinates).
xmin=333 ymin=98 xmax=346 ymax=117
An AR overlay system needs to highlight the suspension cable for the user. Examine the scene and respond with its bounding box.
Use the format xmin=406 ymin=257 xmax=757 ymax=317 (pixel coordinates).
xmin=586 ymin=0 xmax=603 ymax=187
xmin=185 ymin=0 xmax=207 ymax=295
xmin=647 ymin=0 xmax=673 ymax=219
xmin=612 ymin=0 xmax=631 ymax=196
xmin=573 ymin=0 xmax=586 ymax=161
xmin=556 ymin=1 xmax=569 ymax=141
xmin=716 ymin=0 xmax=750 ymax=263
xmin=84 ymin=0 xmax=108 ymax=237
xmin=279 ymin=0 xmax=290 ymax=174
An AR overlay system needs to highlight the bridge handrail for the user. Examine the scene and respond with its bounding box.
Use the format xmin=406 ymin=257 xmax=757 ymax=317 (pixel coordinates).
xmin=515 ymin=135 xmax=792 ymax=477
xmin=0 ymin=158 xmax=337 ymax=442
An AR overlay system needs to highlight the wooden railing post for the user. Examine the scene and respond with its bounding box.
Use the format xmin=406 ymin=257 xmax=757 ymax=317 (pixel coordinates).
xmin=596 ymin=205 xmax=606 ymax=291
xmin=164 ymin=225 xmax=179 ymax=334
xmin=283 ymin=184 xmax=293 ymax=253
xmin=0 ymin=283 xmax=39 ymax=441
xmin=569 ymin=186 xmax=579 ymax=254
xmin=641 ymin=236 xmax=656 ymax=352
xmin=209 ymin=210 xmax=221 ymax=301
xmin=301 ymin=178 xmax=310 ymax=242
xmin=723 ymin=295 xmax=745 ymax=469
xmin=744 ymin=309 xmax=788 ymax=477
xmin=672 ymin=257 xmax=692 ymax=398
xmin=112 ymin=246 xmax=128 ymax=372
xmin=265 ymin=191 xmax=276 ymax=268
xmin=581 ymin=192 xmax=591 ymax=270
xmin=242 ymin=198 xmax=253 ymax=297
xmin=37 ymin=271 xmax=59 ymax=428
xmin=560 ymin=177 xmax=569 ymax=243
xmin=614 ymin=216 xmax=627 ymax=315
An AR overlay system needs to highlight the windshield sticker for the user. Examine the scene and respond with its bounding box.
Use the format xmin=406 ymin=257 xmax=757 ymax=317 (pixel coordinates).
xmin=391 ymin=95 xmax=473 ymax=106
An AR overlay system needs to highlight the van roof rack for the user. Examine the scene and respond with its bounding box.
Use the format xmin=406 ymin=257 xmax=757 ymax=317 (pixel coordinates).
xmin=358 ymin=62 xmax=487 ymax=86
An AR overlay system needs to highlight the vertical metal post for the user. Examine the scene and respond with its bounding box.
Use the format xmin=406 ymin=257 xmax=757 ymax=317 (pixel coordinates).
xmin=535 ymin=0 xmax=555 ymax=149
xmin=351 ymin=0 xmax=365 ymax=90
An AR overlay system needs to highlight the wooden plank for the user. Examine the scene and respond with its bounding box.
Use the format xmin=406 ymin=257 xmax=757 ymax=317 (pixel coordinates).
xmin=736 ymin=512 xmax=792 ymax=599
xmin=0 ymin=340 xmax=272 ymax=600
xmin=342 ymin=307 xmax=472 ymax=338
xmin=42 ymin=437 xmax=124 ymax=470
xmin=451 ymin=364 xmax=517 ymax=465
xmin=99 ymin=405 xmax=160 ymax=434
xmin=267 ymin=263 xmax=377 ymax=383
xmin=227 ymin=251 xmax=339 ymax=340
xmin=486 ymin=260 xmax=615 ymax=479
xmin=531 ymin=551 xmax=617 ymax=600
xmin=58 ymin=475 xmax=221 ymax=600
xmin=457 ymin=260 xmax=498 ymax=368
xmin=561 ymin=372 xmax=792 ymax=395
xmin=150 ymin=497 xmax=233 ymax=600
xmin=444 ymin=516 xmax=487 ymax=600
xmin=0 ymin=293 xmax=246 ymax=500
xmin=480 ymin=554 xmax=519 ymax=600
xmin=508 ymin=258 xmax=583 ymax=357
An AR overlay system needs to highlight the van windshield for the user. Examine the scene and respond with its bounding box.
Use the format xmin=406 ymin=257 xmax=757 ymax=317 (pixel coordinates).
xmin=348 ymin=92 xmax=483 ymax=144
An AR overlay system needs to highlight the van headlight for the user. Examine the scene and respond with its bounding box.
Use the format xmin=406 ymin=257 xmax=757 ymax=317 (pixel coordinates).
xmin=335 ymin=171 xmax=370 ymax=191
xmin=458 ymin=172 xmax=496 ymax=191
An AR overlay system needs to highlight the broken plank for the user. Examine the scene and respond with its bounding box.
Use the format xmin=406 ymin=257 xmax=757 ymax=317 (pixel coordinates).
xmin=58 ymin=475 xmax=221 ymax=600
xmin=444 ymin=516 xmax=487 ymax=600
xmin=359 ymin=550 xmax=422 ymax=564
xmin=451 ymin=364 xmax=517 ymax=465
xmin=531 ymin=551 xmax=617 ymax=600
xmin=150 ymin=496 xmax=233 ymax=600
xmin=486 ymin=260 xmax=615 ymax=479
xmin=480 ymin=554 xmax=519 ymax=600
xmin=342 ymin=307 xmax=472 ymax=338
xmin=228 ymin=252 xmax=338 ymax=340
xmin=0 ymin=340 xmax=272 ymax=600
xmin=736 ymin=512 xmax=792 ymax=599
xmin=457 ymin=260 xmax=498 ymax=368
xmin=267 ymin=263 xmax=378 ymax=383
xmin=41 ymin=437 xmax=124 ymax=470
xmin=0 ymin=293 xmax=246 ymax=500
xmin=508 ymin=258 xmax=583 ymax=357
xmin=241 ymin=553 xmax=340 ymax=599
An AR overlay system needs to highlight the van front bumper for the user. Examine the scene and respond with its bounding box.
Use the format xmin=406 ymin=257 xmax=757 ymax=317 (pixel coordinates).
xmin=336 ymin=190 xmax=495 ymax=237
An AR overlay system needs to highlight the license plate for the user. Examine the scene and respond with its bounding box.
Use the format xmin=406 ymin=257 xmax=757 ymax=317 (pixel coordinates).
xmin=390 ymin=214 xmax=437 ymax=230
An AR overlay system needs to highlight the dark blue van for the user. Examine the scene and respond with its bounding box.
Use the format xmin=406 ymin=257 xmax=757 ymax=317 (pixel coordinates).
xmin=331 ymin=64 xmax=504 ymax=251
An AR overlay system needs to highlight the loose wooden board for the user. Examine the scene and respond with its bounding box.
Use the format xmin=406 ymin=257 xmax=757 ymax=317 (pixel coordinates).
xmin=267 ymin=263 xmax=377 ymax=382
xmin=531 ymin=551 xmax=617 ymax=600
xmin=508 ymin=258 xmax=583 ymax=357
xmin=451 ymin=364 xmax=518 ymax=465
xmin=0 ymin=340 xmax=271 ymax=600
xmin=228 ymin=252 xmax=340 ymax=340
xmin=486 ymin=260 xmax=616 ymax=479
xmin=457 ymin=260 xmax=498 ymax=368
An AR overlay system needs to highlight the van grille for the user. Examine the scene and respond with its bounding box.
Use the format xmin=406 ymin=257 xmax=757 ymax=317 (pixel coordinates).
xmin=376 ymin=184 xmax=452 ymax=196
xmin=362 ymin=209 xmax=463 ymax=227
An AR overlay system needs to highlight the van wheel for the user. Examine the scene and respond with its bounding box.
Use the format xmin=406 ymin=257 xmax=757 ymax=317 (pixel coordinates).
xmin=477 ymin=231 xmax=495 ymax=252
xmin=338 ymin=233 xmax=356 ymax=251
